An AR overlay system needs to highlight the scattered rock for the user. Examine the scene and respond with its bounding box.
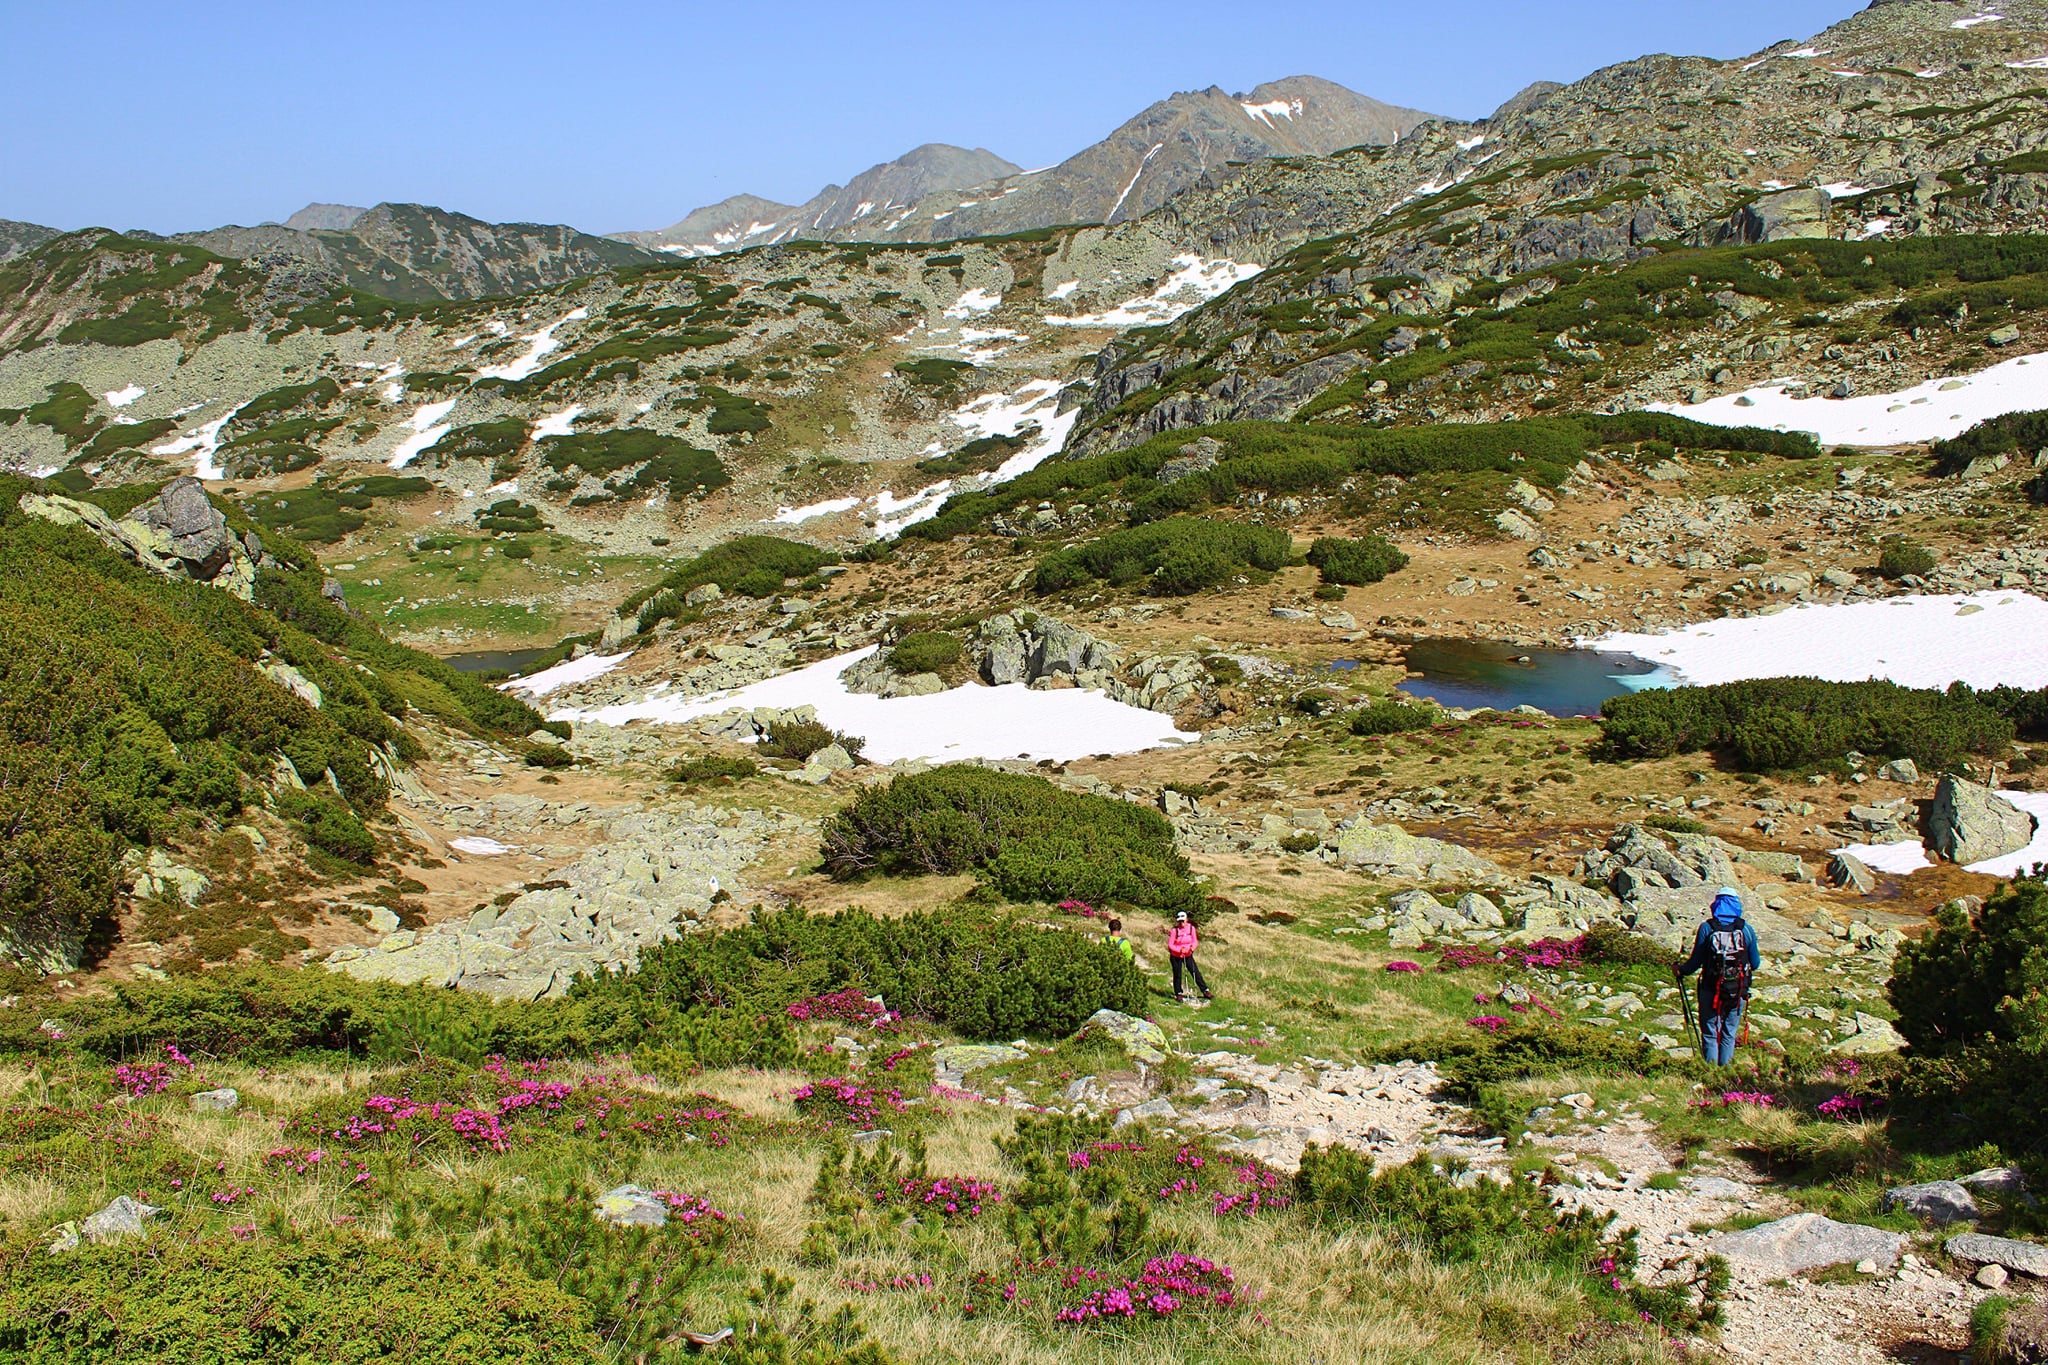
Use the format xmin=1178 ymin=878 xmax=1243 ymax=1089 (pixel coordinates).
xmin=79 ymin=1195 xmax=164 ymax=1245
xmin=1707 ymin=1212 xmax=1902 ymax=1275
xmin=1946 ymin=1232 xmax=2048 ymax=1279
xmin=189 ymin=1087 xmax=240 ymax=1113
xmin=1828 ymin=851 xmax=1877 ymax=895
xmin=1336 ymin=824 xmax=1504 ymax=881
xmin=1881 ymin=1180 xmax=1981 ymax=1225
xmin=1079 ymin=1009 xmax=1169 ymax=1064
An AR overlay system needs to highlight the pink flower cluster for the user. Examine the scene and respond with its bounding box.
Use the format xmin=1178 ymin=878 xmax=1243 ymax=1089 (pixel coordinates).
xmin=844 ymin=1272 xmax=933 ymax=1294
xmin=112 ymin=1044 xmax=197 ymax=1096
xmin=790 ymin=1076 xmax=906 ymax=1125
xmin=1690 ymin=1091 xmax=1778 ymax=1109
xmin=1212 ymin=1161 xmax=1290 ymax=1217
xmin=1816 ymin=1093 xmax=1871 ymax=1119
xmin=1056 ymin=900 xmax=1107 ymax=920
xmin=1383 ymin=961 xmax=1422 ymax=973
xmin=894 ymin=1175 xmax=998 ymax=1218
xmin=1055 ymin=1254 xmax=1238 ymax=1323
xmin=1466 ymin=1016 xmax=1511 ymax=1033
xmin=787 ymin=989 xmax=900 ymax=1030
xmin=651 ymin=1190 xmax=737 ymax=1229
xmin=1439 ymin=937 xmax=1586 ymax=972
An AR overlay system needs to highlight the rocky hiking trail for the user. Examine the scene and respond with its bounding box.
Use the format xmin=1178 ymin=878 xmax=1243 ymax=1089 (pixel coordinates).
xmin=932 ymin=1012 xmax=2009 ymax=1365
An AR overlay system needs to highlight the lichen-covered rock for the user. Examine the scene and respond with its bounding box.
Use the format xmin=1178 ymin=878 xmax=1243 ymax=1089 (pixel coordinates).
xmin=1079 ymin=1008 xmax=1168 ymax=1064
xmin=1335 ymin=824 xmax=1503 ymax=880
xmin=1881 ymin=1180 xmax=1981 ymax=1225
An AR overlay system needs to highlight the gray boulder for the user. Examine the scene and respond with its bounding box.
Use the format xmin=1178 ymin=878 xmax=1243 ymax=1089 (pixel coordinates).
xmin=1881 ymin=1180 xmax=1980 ymax=1225
xmin=1336 ymin=824 xmax=1503 ymax=880
xmin=189 ymin=1087 xmax=240 ymax=1113
xmin=593 ymin=1185 xmax=671 ymax=1228
xmin=1707 ymin=1212 xmax=1902 ymax=1275
xmin=1929 ymin=775 xmax=2036 ymax=866
xmin=1079 ymin=1008 xmax=1168 ymax=1064
xmin=1946 ymin=1232 xmax=2048 ymax=1279
xmin=1829 ymin=851 xmax=1877 ymax=894
xmin=81 ymin=1195 xmax=164 ymax=1244
xmin=1729 ymin=188 xmax=1831 ymax=244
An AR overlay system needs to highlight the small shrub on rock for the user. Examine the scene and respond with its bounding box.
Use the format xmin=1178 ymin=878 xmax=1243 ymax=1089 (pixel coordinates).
xmin=886 ymin=631 xmax=962 ymax=675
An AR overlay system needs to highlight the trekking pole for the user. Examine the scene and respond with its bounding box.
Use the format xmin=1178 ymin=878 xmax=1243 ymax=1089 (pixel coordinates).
xmin=1676 ymin=969 xmax=1702 ymax=1056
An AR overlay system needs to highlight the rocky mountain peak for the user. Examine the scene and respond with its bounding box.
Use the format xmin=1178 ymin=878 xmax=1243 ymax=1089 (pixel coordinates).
xmin=282 ymin=202 xmax=368 ymax=232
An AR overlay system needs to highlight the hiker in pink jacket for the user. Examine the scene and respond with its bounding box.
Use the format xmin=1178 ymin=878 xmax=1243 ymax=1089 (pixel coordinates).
xmin=1166 ymin=910 xmax=1211 ymax=1002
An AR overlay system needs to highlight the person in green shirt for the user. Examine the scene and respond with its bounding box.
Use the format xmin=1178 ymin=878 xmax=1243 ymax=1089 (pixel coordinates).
xmin=1103 ymin=917 xmax=1134 ymax=963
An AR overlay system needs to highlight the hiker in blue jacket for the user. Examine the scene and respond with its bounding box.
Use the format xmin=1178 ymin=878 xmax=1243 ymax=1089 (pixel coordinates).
xmin=1674 ymin=887 xmax=1761 ymax=1066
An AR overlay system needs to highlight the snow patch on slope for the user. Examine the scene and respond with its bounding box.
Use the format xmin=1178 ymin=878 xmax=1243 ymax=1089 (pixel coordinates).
xmin=548 ymin=646 xmax=1196 ymax=763
xmin=1647 ymin=351 xmax=2048 ymax=446
xmin=1046 ymin=255 xmax=1262 ymax=328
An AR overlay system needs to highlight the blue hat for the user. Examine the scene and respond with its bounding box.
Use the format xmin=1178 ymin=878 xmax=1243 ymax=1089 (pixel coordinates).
xmin=1711 ymin=887 xmax=1744 ymax=920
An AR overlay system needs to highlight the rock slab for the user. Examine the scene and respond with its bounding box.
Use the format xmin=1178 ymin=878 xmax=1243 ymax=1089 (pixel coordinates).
xmin=1707 ymin=1212 xmax=1903 ymax=1275
xmin=1946 ymin=1232 xmax=2048 ymax=1279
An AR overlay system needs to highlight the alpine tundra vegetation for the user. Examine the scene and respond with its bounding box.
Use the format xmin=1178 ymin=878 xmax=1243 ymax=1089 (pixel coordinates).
xmin=5 ymin=1 xmax=2048 ymax=1362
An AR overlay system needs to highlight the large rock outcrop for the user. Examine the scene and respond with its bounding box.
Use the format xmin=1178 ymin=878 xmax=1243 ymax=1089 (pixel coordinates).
xmin=19 ymin=477 xmax=257 ymax=600
xmin=1928 ymin=776 xmax=2036 ymax=866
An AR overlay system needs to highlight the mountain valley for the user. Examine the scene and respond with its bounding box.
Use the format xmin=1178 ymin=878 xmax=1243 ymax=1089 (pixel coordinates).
xmin=3 ymin=4 xmax=2048 ymax=1363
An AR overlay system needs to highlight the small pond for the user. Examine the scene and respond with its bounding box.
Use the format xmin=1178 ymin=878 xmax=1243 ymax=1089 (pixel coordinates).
xmin=1392 ymin=639 xmax=1676 ymax=717
xmin=440 ymin=646 xmax=554 ymax=677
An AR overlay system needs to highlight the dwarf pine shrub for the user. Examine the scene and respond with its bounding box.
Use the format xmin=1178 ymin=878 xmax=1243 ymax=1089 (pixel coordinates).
xmin=820 ymin=766 xmax=1203 ymax=917
xmin=1306 ymin=534 xmax=1409 ymax=586
xmin=1598 ymin=677 xmax=2016 ymax=770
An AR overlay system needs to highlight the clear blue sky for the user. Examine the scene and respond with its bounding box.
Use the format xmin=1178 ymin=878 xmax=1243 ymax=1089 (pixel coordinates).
xmin=5 ymin=0 xmax=1863 ymax=235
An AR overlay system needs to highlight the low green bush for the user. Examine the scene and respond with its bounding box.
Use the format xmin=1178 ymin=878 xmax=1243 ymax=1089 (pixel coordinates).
xmin=622 ymin=536 xmax=837 ymax=632
xmin=1930 ymin=409 xmax=2048 ymax=475
xmin=0 ymin=1231 xmax=597 ymax=1363
xmin=886 ymin=631 xmax=962 ymax=675
xmin=586 ymin=905 xmax=1145 ymax=1041
xmin=1306 ymin=534 xmax=1410 ymax=586
xmin=538 ymin=429 xmax=729 ymax=501
xmin=669 ymin=754 xmax=759 ymax=785
xmin=1032 ymin=517 xmax=1290 ymax=596
xmin=1349 ymin=700 xmax=1438 ymax=736
xmin=819 ymin=766 xmax=1204 ymax=918
xmin=1876 ymin=535 xmax=1936 ymax=580
xmin=1599 ymin=677 xmax=2015 ymax=771
xmin=1294 ymin=1146 xmax=1725 ymax=1329
xmin=760 ymin=719 xmax=864 ymax=763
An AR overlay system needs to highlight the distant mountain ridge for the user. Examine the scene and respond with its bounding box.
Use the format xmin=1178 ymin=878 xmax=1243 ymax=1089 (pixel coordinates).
xmin=617 ymin=75 xmax=1438 ymax=254
xmin=615 ymin=145 xmax=1020 ymax=257
xmin=0 ymin=219 xmax=62 ymax=264
xmin=175 ymin=203 xmax=666 ymax=302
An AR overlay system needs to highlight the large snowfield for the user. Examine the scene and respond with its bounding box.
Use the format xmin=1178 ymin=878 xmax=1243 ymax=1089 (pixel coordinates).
xmin=1648 ymin=350 xmax=2048 ymax=445
xmin=1585 ymin=592 xmax=2048 ymax=691
xmin=534 ymin=645 xmax=1197 ymax=764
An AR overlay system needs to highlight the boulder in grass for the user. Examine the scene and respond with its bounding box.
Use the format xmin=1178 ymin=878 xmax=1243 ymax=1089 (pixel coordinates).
xmin=1079 ymin=1009 xmax=1168 ymax=1064
xmin=80 ymin=1196 xmax=164 ymax=1245
xmin=1881 ymin=1180 xmax=1980 ymax=1225
xmin=593 ymin=1185 xmax=670 ymax=1228
xmin=1707 ymin=1212 xmax=1903 ymax=1275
